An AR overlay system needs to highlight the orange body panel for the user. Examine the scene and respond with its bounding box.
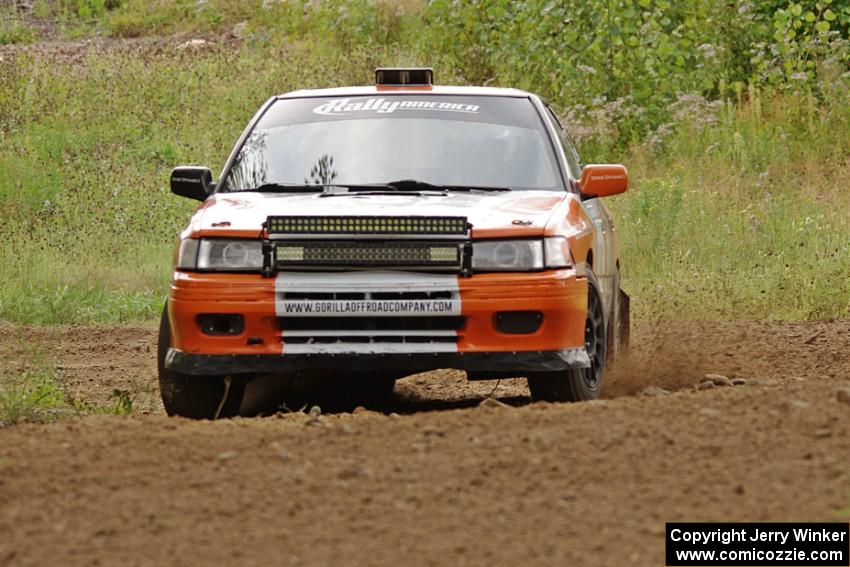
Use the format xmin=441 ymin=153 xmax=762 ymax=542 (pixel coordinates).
xmin=457 ymin=270 xmax=586 ymax=352
xmin=169 ymin=272 xmax=278 ymax=356
xmin=168 ymin=270 xmax=586 ymax=356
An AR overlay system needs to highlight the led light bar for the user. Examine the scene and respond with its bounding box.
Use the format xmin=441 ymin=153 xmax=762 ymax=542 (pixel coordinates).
xmin=266 ymin=216 xmax=469 ymax=236
xmin=275 ymin=241 xmax=461 ymax=268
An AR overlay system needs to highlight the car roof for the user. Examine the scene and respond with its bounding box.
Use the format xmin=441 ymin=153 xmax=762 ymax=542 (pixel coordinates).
xmin=277 ymin=85 xmax=534 ymax=99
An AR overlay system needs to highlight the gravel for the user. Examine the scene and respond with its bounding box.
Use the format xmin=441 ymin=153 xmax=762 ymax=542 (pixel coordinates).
xmin=479 ymin=397 xmax=511 ymax=409
xmin=705 ymin=373 xmax=731 ymax=386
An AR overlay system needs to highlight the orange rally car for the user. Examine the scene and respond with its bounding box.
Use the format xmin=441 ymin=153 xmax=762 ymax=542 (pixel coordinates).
xmin=159 ymin=68 xmax=629 ymax=418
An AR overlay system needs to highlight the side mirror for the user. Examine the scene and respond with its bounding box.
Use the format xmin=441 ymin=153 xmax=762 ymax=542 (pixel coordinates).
xmin=579 ymin=164 xmax=628 ymax=198
xmin=170 ymin=166 xmax=213 ymax=201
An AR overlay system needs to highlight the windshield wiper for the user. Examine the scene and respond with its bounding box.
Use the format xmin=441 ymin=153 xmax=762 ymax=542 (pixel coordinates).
xmin=317 ymin=182 xmax=447 ymax=198
xmin=240 ymin=181 xmax=511 ymax=194
xmin=384 ymin=179 xmax=511 ymax=192
xmin=240 ymin=183 xmax=327 ymax=193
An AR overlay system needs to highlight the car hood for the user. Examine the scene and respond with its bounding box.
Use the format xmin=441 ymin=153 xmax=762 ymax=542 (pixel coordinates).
xmin=193 ymin=191 xmax=567 ymax=238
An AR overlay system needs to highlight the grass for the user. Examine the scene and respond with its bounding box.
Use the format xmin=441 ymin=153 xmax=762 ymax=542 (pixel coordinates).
xmin=0 ymin=22 xmax=35 ymax=45
xmin=0 ymin=365 xmax=142 ymax=426
xmin=0 ymin=327 xmax=156 ymax=424
xmin=612 ymin=86 xmax=850 ymax=320
xmin=0 ymin=39 xmax=424 ymax=325
xmin=0 ymin=366 xmax=68 ymax=425
xmin=0 ymin=330 xmax=69 ymax=425
xmin=4 ymin=0 xmax=423 ymax=43
xmin=0 ymin=2 xmax=847 ymax=324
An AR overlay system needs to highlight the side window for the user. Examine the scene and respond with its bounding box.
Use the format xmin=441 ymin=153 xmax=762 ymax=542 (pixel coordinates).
xmin=545 ymin=106 xmax=583 ymax=180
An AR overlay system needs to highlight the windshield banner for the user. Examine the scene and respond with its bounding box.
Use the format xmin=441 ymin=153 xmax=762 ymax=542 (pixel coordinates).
xmin=314 ymin=98 xmax=480 ymax=116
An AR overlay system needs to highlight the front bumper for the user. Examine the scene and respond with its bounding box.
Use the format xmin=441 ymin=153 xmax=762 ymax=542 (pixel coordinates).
xmin=166 ymin=268 xmax=588 ymax=373
xmin=164 ymin=347 xmax=590 ymax=376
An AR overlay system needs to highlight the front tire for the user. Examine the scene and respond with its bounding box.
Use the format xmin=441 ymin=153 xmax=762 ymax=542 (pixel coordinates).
xmin=157 ymin=307 xmax=245 ymax=419
xmin=527 ymin=271 xmax=607 ymax=402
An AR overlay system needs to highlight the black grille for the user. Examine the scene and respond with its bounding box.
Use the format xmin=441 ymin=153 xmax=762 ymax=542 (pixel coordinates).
xmin=277 ymin=316 xmax=465 ymax=332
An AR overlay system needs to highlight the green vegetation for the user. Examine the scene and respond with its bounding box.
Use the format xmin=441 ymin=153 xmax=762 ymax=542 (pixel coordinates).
xmin=618 ymin=87 xmax=850 ymax=319
xmin=0 ymin=366 xmax=68 ymax=425
xmin=0 ymin=328 xmax=157 ymax=423
xmin=109 ymin=388 xmax=135 ymax=415
xmin=0 ymin=331 xmax=68 ymax=424
xmin=0 ymin=0 xmax=847 ymax=324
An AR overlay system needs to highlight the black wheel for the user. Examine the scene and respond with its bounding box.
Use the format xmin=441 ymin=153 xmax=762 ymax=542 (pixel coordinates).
xmin=157 ymin=307 xmax=245 ymax=419
xmin=527 ymin=271 xmax=607 ymax=402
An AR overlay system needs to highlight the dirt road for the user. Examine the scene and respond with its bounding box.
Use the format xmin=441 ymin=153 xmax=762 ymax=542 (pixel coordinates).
xmin=1 ymin=319 xmax=849 ymax=565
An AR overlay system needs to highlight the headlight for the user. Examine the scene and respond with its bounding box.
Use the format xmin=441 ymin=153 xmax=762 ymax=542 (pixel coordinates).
xmin=472 ymin=240 xmax=544 ymax=271
xmin=197 ymin=239 xmax=264 ymax=271
xmin=472 ymin=238 xmax=573 ymax=271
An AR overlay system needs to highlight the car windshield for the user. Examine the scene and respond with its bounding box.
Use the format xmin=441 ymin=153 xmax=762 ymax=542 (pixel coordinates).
xmin=219 ymin=95 xmax=563 ymax=192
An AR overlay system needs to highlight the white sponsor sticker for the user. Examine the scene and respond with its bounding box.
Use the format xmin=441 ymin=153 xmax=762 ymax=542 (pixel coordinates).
xmin=280 ymin=299 xmax=460 ymax=316
xmin=313 ymin=98 xmax=480 ymax=116
xmin=275 ymin=272 xmax=462 ymax=354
